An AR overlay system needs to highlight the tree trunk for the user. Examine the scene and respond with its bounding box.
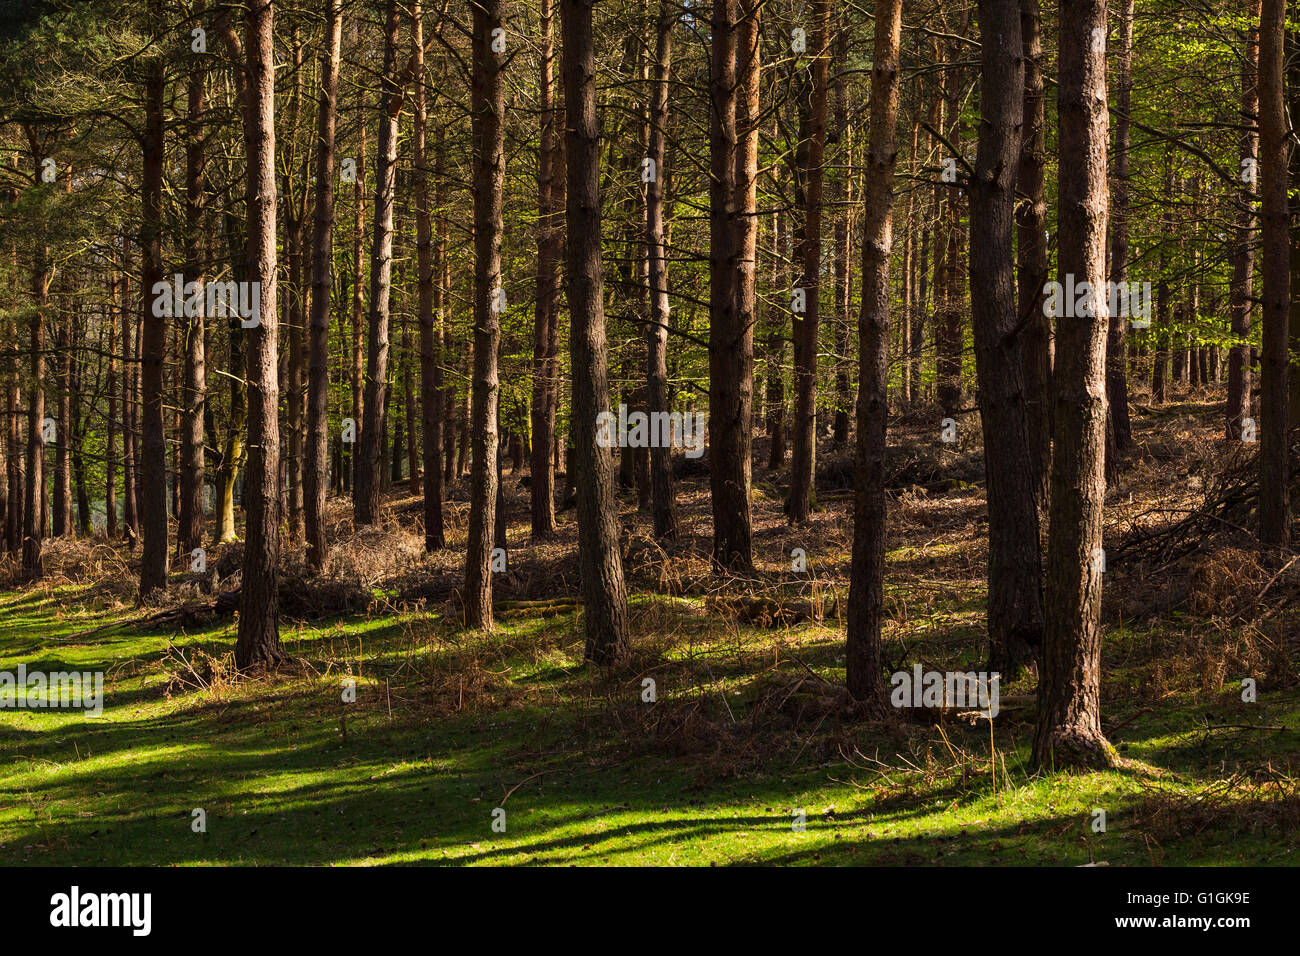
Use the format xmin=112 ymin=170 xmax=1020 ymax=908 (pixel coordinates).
xmin=645 ymin=0 xmax=678 ymax=542
xmin=139 ymin=20 xmax=170 ymax=595
xmin=1105 ymin=0 xmax=1133 ymax=453
xmin=354 ymin=0 xmax=403 ymax=527
xmin=831 ymin=29 xmax=853 ymax=449
xmin=787 ymin=0 xmax=829 ymax=523
xmin=562 ymin=0 xmax=632 ymax=665
xmin=53 ymin=302 xmax=71 ymax=537
xmin=1258 ymin=0 xmax=1290 ymax=547
xmin=846 ymin=0 xmax=901 ymax=712
xmin=709 ymin=0 xmax=754 ymax=572
xmin=529 ymin=0 xmax=561 ymax=539
xmin=122 ymin=268 xmax=139 ymax=547
xmin=413 ymin=1 xmax=445 ymax=551
xmin=22 ymin=132 xmax=48 ymax=578
xmin=305 ymin=0 xmax=343 ymax=569
xmin=970 ymin=0 xmax=1044 ymax=677
xmin=234 ymin=0 xmax=286 ymax=669
xmin=464 ymin=0 xmax=505 ymax=629
xmin=1017 ymin=0 xmax=1051 ymax=511
xmin=1228 ymin=0 xmax=1261 ymax=440
xmin=179 ymin=41 xmax=207 ymax=558
xmin=1032 ymin=0 xmax=1118 ymax=770
xmin=106 ymin=270 xmax=117 ymax=539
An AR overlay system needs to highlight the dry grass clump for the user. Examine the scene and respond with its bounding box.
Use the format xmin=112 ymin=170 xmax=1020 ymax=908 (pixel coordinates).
xmin=324 ymin=521 xmax=424 ymax=586
xmin=1186 ymin=546 xmax=1268 ymax=617
xmin=1132 ymin=769 xmax=1300 ymax=849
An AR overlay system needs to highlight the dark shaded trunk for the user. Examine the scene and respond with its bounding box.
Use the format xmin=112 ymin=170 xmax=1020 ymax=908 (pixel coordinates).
xmin=180 ymin=40 xmax=207 ymax=557
xmin=413 ymin=1 xmax=446 ymax=551
xmin=530 ymin=0 xmax=561 ymax=539
xmin=354 ymin=0 xmax=403 ymax=526
xmin=305 ymin=0 xmax=343 ymax=569
xmin=846 ymin=0 xmax=901 ymax=713
xmin=464 ymin=0 xmax=505 ymax=629
xmin=561 ymin=0 xmax=631 ymax=664
xmin=1105 ymin=0 xmax=1133 ymax=453
xmin=1032 ymin=0 xmax=1118 ymax=770
xmin=970 ymin=0 xmax=1043 ymax=677
xmin=1017 ymin=0 xmax=1051 ymax=510
xmin=139 ymin=21 xmax=170 ymax=595
xmin=708 ymin=0 xmax=754 ymax=572
xmin=787 ymin=0 xmax=829 ymax=523
xmin=1258 ymin=0 xmax=1290 ymax=546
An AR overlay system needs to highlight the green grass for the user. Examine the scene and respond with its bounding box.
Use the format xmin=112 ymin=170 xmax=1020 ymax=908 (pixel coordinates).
xmin=1 ymin=581 xmax=1297 ymax=866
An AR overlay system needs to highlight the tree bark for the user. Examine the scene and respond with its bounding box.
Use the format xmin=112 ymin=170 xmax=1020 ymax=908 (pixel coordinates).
xmin=412 ymin=0 xmax=446 ymax=551
xmin=234 ymin=0 xmax=286 ymax=669
xmin=305 ymin=0 xmax=343 ymax=569
xmin=562 ymin=0 xmax=632 ymax=665
xmin=464 ymin=0 xmax=505 ymax=629
xmin=1228 ymin=0 xmax=1261 ymax=440
xmin=1105 ymin=0 xmax=1133 ymax=454
xmin=139 ymin=17 xmax=170 ymax=595
xmin=787 ymin=0 xmax=830 ymax=523
xmin=970 ymin=0 xmax=1044 ymax=677
xmin=530 ymin=0 xmax=561 ymax=539
xmin=645 ymin=0 xmax=678 ymax=542
xmin=1017 ymin=0 xmax=1051 ymax=511
xmin=846 ymin=0 xmax=901 ymax=713
xmin=708 ymin=0 xmax=754 ymax=573
xmin=354 ymin=0 xmax=404 ymax=527
xmin=1258 ymin=0 xmax=1290 ymax=547
xmin=179 ymin=35 xmax=207 ymax=558
xmin=1032 ymin=0 xmax=1118 ymax=770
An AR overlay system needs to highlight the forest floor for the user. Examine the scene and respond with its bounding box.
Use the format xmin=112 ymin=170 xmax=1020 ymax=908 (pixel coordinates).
xmin=2 ymin=389 xmax=1299 ymax=866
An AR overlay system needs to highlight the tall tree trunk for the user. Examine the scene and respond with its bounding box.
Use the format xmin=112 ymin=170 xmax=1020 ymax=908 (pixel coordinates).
xmin=831 ymin=29 xmax=853 ymax=449
xmin=1258 ymin=0 xmax=1290 ymax=546
xmin=139 ymin=14 xmax=170 ymax=595
xmin=122 ymin=268 xmax=139 ymax=547
xmin=70 ymin=318 xmax=91 ymax=534
xmin=562 ymin=0 xmax=631 ymax=664
xmin=1017 ymin=0 xmax=1051 ymax=510
xmin=413 ymin=1 xmax=446 ymax=551
xmin=53 ymin=302 xmax=71 ymax=536
xmin=1105 ymin=0 xmax=1133 ymax=453
xmin=22 ymin=131 xmax=48 ymax=578
xmin=787 ymin=0 xmax=829 ymax=523
xmin=1152 ymin=152 xmax=1173 ymax=404
xmin=354 ymin=0 xmax=403 ymax=526
xmin=305 ymin=0 xmax=343 ymax=569
xmin=1032 ymin=0 xmax=1118 ymax=770
xmin=645 ymin=0 xmax=677 ymax=542
xmin=106 ymin=270 xmax=118 ymax=539
xmin=350 ymin=77 xmax=366 ymax=497
xmin=179 ymin=37 xmax=207 ymax=557
xmin=234 ymin=0 xmax=286 ymax=669
xmin=709 ymin=0 xmax=754 ymax=572
xmin=847 ymin=0 xmax=902 ymax=712
xmin=970 ymin=0 xmax=1044 ymax=677
xmin=531 ymin=0 xmax=561 ymax=538
xmin=464 ymin=0 xmax=505 ymax=629
xmin=1228 ymin=0 xmax=1261 ymax=440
